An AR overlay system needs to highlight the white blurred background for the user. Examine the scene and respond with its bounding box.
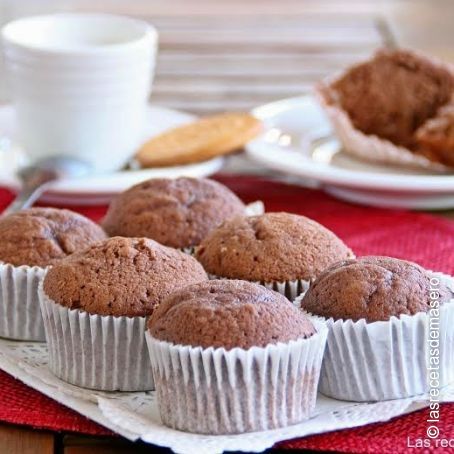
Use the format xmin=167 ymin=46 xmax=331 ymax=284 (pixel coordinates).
xmin=1 ymin=0 xmax=453 ymax=108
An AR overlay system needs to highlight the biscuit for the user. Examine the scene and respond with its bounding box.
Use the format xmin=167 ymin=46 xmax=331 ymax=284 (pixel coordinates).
xmin=135 ymin=112 xmax=262 ymax=167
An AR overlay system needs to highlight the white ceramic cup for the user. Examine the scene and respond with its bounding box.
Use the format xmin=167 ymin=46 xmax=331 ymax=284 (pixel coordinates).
xmin=1 ymin=13 xmax=157 ymax=172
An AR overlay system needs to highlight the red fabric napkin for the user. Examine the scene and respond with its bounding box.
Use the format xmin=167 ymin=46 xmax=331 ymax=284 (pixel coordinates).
xmin=0 ymin=175 xmax=453 ymax=453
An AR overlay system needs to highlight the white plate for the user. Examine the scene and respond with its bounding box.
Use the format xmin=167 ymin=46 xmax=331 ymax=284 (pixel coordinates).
xmin=0 ymin=104 xmax=224 ymax=205
xmin=246 ymin=96 xmax=454 ymax=209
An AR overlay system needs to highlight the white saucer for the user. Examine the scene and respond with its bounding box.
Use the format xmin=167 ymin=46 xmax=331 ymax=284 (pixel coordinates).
xmin=246 ymin=96 xmax=454 ymax=209
xmin=0 ymin=104 xmax=224 ymax=205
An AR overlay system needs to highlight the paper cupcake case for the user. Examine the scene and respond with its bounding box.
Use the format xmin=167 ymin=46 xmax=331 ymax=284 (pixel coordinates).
xmin=38 ymin=281 xmax=154 ymax=392
xmin=0 ymin=262 xmax=47 ymax=341
xmin=244 ymin=200 xmax=265 ymax=216
xmin=314 ymin=82 xmax=449 ymax=173
xmin=208 ymin=274 xmax=310 ymax=300
xmin=295 ymin=290 xmax=454 ymax=402
xmin=146 ymin=325 xmax=327 ymax=434
xmin=146 ymin=322 xmax=328 ymax=435
xmin=439 ymin=300 xmax=454 ymax=386
xmin=180 ymin=246 xmax=196 ymax=255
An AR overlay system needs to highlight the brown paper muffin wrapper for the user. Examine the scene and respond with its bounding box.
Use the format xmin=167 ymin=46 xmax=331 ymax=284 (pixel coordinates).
xmin=314 ymin=82 xmax=449 ymax=172
xmin=145 ymin=321 xmax=328 ymax=435
xmin=208 ymin=274 xmax=310 ymax=300
xmin=295 ymin=283 xmax=454 ymax=402
xmin=39 ymin=281 xmax=154 ymax=391
xmin=0 ymin=262 xmax=46 ymax=341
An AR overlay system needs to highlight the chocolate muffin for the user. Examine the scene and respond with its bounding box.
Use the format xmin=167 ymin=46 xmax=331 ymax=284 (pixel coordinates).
xmin=0 ymin=207 xmax=105 ymax=342
xmin=301 ymin=256 xmax=452 ymax=322
xmin=40 ymin=237 xmax=208 ymax=391
xmin=324 ymin=49 xmax=454 ymax=149
xmin=299 ymin=256 xmax=454 ymax=402
xmin=102 ymin=177 xmax=246 ymax=249
xmin=195 ymin=212 xmax=353 ymax=298
xmin=44 ymin=236 xmax=207 ymax=317
xmin=150 ymin=279 xmax=316 ymax=350
xmin=146 ymin=280 xmax=328 ymax=434
xmin=0 ymin=207 xmax=106 ymax=267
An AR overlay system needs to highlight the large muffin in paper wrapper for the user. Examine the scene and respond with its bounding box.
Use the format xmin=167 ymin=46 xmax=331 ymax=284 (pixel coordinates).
xmin=0 ymin=208 xmax=106 ymax=341
xmin=195 ymin=212 xmax=354 ymax=301
xmin=40 ymin=237 xmax=208 ymax=391
xmin=146 ymin=279 xmax=328 ymax=434
xmin=298 ymin=256 xmax=454 ymax=402
xmin=315 ymin=49 xmax=454 ymax=172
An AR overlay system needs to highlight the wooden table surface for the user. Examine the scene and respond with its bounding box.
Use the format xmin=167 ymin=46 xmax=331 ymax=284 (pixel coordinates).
xmin=0 ymin=0 xmax=453 ymax=452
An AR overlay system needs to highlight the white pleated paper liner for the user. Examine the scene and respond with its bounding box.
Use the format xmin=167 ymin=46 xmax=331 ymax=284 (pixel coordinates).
xmin=38 ymin=281 xmax=154 ymax=392
xmin=179 ymin=246 xmax=196 ymax=256
xmin=207 ymin=274 xmax=310 ymax=301
xmin=314 ymin=82 xmax=449 ymax=173
xmin=295 ymin=291 xmax=454 ymax=402
xmin=145 ymin=322 xmax=328 ymax=435
xmin=0 ymin=262 xmax=46 ymax=341
xmin=244 ymin=200 xmax=265 ymax=216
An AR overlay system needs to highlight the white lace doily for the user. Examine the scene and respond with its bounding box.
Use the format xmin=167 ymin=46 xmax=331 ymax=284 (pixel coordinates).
xmin=0 ymin=338 xmax=452 ymax=454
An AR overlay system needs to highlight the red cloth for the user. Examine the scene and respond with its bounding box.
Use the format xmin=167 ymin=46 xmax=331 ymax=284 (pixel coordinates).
xmin=0 ymin=174 xmax=453 ymax=453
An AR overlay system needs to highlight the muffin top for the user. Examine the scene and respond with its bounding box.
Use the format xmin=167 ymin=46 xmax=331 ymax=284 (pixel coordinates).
xmin=195 ymin=212 xmax=354 ymax=282
xmin=43 ymin=236 xmax=208 ymax=317
xmin=102 ymin=177 xmax=246 ymax=249
xmin=301 ymin=256 xmax=452 ymax=322
xmin=0 ymin=207 xmax=106 ymax=267
xmin=325 ymin=49 xmax=454 ymax=149
xmin=149 ymin=279 xmax=316 ymax=350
